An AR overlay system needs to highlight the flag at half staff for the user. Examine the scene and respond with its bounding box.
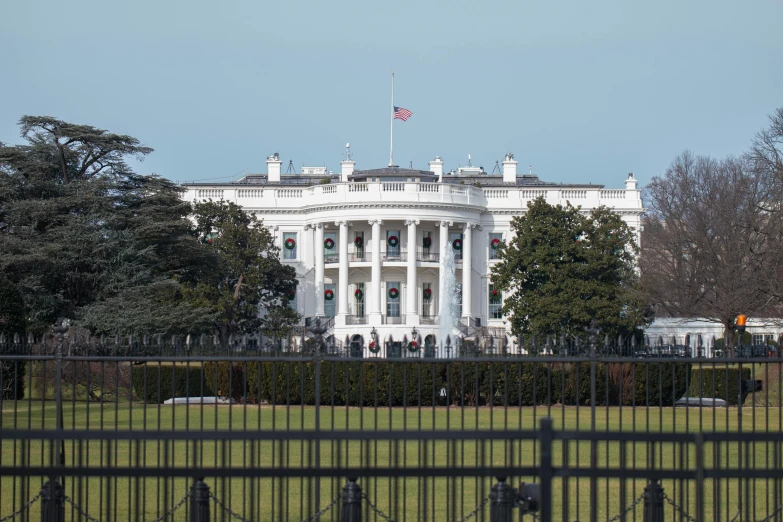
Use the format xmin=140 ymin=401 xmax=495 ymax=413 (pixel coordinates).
xmin=393 ymin=106 xmax=413 ymax=121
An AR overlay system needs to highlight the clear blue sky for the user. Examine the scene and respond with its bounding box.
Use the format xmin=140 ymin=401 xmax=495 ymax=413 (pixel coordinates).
xmin=1 ymin=0 xmax=781 ymax=188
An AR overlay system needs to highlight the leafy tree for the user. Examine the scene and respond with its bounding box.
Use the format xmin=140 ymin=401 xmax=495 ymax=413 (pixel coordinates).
xmin=491 ymin=197 xmax=649 ymax=341
xmin=0 ymin=274 xmax=26 ymax=399
xmin=0 ymin=116 xmax=213 ymax=335
xmin=641 ymin=151 xmax=783 ymax=350
xmin=189 ymin=200 xmax=299 ymax=343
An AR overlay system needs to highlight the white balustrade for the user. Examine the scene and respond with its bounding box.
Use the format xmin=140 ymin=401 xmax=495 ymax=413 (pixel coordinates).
xmin=276 ymin=189 xmax=303 ymax=198
xmin=418 ymin=183 xmax=440 ymax=193
xmin=196 ymin=189 xmax=224 ymax=199
xmin=484 ymin=189 xmax=508 ymax=198
xmin=348 ymin=183 xmax=369 ymax=192
xmin=237 ymin=189 xmax=263 ymax=198
xmin=560 ymin=190 xmax=587 ymax=199
xmin=382 ymin=183 xmax=405 ymax=192
xmin=321 ymin=185 xmax=337 ymax=194
xmin=600 ymin=190 xmax=626 ymax=199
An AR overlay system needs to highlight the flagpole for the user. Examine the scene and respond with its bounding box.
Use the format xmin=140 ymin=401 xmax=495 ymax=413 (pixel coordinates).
xmin=389 ymin=70 xmax=394 ymax=167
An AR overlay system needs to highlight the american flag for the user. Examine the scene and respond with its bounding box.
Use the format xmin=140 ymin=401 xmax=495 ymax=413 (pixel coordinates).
xmin=393 ymin=106 xmax=412 ymax=121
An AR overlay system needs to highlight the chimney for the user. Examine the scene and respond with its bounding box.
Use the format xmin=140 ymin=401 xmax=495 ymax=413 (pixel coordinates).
xmin=429 ymin=156 xmax=444 ymax=182
xmin=625 ymin=173 xmax=638 ymax=191
xmin=340 ymin=160 xmax=355 ymax=182
xmin=267 ymin=153 xmax=282 ymax=183
xmin=502 ymin=153 xmax=517 ymax=184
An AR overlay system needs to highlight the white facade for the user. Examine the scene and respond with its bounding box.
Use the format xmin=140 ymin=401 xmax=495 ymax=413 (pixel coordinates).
xmin=183 ymin=154 xmax=644 ymax=356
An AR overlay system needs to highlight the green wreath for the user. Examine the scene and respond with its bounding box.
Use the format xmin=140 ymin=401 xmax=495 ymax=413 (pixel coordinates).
xmin=354 ymin=236 xmax=363 ymax=248
xmin=284 ymin=238 xmax=296 ymax=250
xmin=324 ymin=289 xmax=334 ymax=301
xmin=387 ymin=236 xmax=399 ymax=248
xmin=452 ymin=238 xmax=462 ymax=251
xmin=354 ymin=288 xmax=363 ymax=300
xmin=408 ymin=341 xmax=419 ymax=352
xmin=368 ymin=341 xmax=380 ymax=353
xmin=422 ymin=237 xmax=432 ymax=249
xmin=324 ymin=238 xmax=335 ymax=250
xmin=387 ymin=287 xmax=399 ymax=299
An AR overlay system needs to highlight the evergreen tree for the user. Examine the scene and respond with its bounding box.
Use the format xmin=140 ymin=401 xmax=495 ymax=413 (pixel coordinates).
xmin=189 ymin=200 xmax=299 ymax=343
xmin=491 ymin=197 xmax=650 ymax=340
xmin=0 ymin=275 xmax=26 ymax=399
xmin=0 ymin=116 xmax=214 ymax=335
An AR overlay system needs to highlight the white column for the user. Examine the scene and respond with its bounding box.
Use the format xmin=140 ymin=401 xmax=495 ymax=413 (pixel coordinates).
xmin=438 ymin=221 xmax=452 ymax=316
xmin=462 ymin=223 xmax=475 ymax=319
xmin=336 ymin=220 xmax=349 ymax=325
xmin=369 ymin=219 xmax=383 ymax=325
xmin=315 ymin=223 xmax=324 ymax=316
xmin=405 ymin=219 xmax=419 ymax=325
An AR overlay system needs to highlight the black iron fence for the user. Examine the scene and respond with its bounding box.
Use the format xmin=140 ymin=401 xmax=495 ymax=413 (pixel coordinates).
xmin=1 ymin=331 xmax=782 ymax=520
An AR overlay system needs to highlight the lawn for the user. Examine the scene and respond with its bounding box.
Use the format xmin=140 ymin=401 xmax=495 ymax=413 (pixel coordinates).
xmin=1 ymin=401 xmax=781 ymax=521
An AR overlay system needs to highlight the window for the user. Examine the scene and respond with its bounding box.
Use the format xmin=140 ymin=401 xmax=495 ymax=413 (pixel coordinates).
xmin=386 ymin=229 xmax=401 ymax=259
xmin=354 ymin=231 xmax=365 ymax=261
xmin=324 ymin=232 xmax=338 ymax=262
xmin=422 ymin=282 xmax=433 ymax=318
xmin=752 ymin=334 xmax=775 ymax=345
xmin=283 ymin=232 xmax=297 ymax=260
xmin=423 ymin=231 xmax=432 ymax=259
xmin=354 ymin=282 xmax=365 ymax=317
xmin=489 ymin=284 xmax=502 ymax=319
xmin=456 ymin=282 xmax=462 ymax=317
xmin=488 ymin=233 xmax=502 ymax=260
xmin=386 ymin=281 xmax=400 ymax=317
xmin=324 ymin=283 xmax=336 ymax=318
xmin=450 ymin=232 xmax=463 ymax=261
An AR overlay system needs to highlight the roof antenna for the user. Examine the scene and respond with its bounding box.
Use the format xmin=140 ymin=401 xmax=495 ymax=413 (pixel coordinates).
xmin=467 ymin=154 xmax=472 ymax=167
xmin=491 ymin=161 xmax=501 ymax=175
xmin=529 ymin=165 xmax=533 ymax=175
xmin=344 ymin=143 xmax=352 ymax=161
xmin=409 ymin=160 xmax=413 ymax=168
xmin=286 ymin=160 xmax=297 ymax=174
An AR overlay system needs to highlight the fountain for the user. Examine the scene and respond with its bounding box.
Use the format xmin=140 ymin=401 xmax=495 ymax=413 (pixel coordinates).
xmin=438 ymin=244 xmax=461 ymax=358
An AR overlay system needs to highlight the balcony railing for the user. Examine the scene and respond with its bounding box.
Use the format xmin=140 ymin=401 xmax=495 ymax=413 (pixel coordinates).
xmin=420 ymin=315 xmax=439 ymax=325
xmin=324 ymin=254 xmax=339 ymax=265
xmin=382 ymin=251 xmax=406 ymax=262
xmin=384 ymin=315 xmax=404 ymax=325
xmin=417 ymin=252 xmax=439 ymax=262
xmin=346 ymin=315 xmax=367 ymax=325
xmin=350 ymin=251 xmax=369 ymax=262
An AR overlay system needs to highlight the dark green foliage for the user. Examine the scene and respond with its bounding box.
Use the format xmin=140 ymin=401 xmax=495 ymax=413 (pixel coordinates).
xmin=168 ymin=361 xmax=693 ymax=408
xmin=0 ymin=116 xmax=214 ymax=335
xmin=687 ymin=367 xmax=752 ymax=406
xmin=491 ymin=197 xmax=651 ymax=340
xmin=0 ymin=275 xmax=26 ymax=399
xmin=189 ymin=200 xmax=299 ymax=342
xmin=130 ymin=365 xmax=216 ymax=403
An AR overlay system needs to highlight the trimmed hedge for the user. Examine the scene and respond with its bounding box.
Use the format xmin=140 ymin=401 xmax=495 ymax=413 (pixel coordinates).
xmin=131 ymin=365 xmax=216 ymax=403
xmin=148 ymin=361 xmax=693 ymax=408
xmin=687 ymin=368 xmax=752 ymax=406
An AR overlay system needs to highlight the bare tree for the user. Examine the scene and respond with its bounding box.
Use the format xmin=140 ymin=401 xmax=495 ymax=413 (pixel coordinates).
xmin=641 ymin=151 xmax=783 ymax=352
xmin=748 ymin=107 xmax=783 ymax=202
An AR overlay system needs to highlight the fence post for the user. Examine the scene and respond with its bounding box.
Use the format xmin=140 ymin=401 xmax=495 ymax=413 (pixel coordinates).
xmin=539 ymin=418 xmax=553 ymax=522
xmin=341 ymin=478 xmax=362 ymax=522
xmin=190 ymin=479 xmax=210 ymax=522
xmin=643 ymin=479 xmax=664 ymax=522
xmin=489 ymin=477 xmax=515 ymax=522
xmin=40 ymin=478 xmax=64 ymax=522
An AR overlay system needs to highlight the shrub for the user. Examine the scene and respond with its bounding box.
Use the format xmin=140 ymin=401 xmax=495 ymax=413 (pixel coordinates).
xmin=687 ymin=367 xmax=752 ymax=406
xmin=131 ymin=364 xmax=216 ymax=403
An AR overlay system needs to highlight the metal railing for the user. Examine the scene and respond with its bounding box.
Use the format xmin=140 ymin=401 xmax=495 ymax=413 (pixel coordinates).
xmin=1 ymin=324 xmax=781 ymax=520
xmin=345 ymin=314 xmax=367 ymax=325
xmin=383 ymin=315 xmax=404 ymax=324
xmin=417 ymin=251 xmax=439 ymax=262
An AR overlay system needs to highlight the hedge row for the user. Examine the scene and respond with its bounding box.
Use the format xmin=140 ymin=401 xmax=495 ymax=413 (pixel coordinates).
xmin=131 ymin=361 xmax=694 ymax=406
xmin=687 ymin=368 xmax=752 ymax=406
xmin=130 ymin=365 xmax=216 ymax=403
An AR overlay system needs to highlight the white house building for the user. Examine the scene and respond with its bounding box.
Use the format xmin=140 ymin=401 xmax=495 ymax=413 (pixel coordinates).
xmin=182 ymin=151 xmax=644 ymax=356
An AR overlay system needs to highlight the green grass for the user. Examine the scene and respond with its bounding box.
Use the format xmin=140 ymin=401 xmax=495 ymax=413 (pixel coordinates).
xmin=2 ymin=402 xmax=782 ymax=521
